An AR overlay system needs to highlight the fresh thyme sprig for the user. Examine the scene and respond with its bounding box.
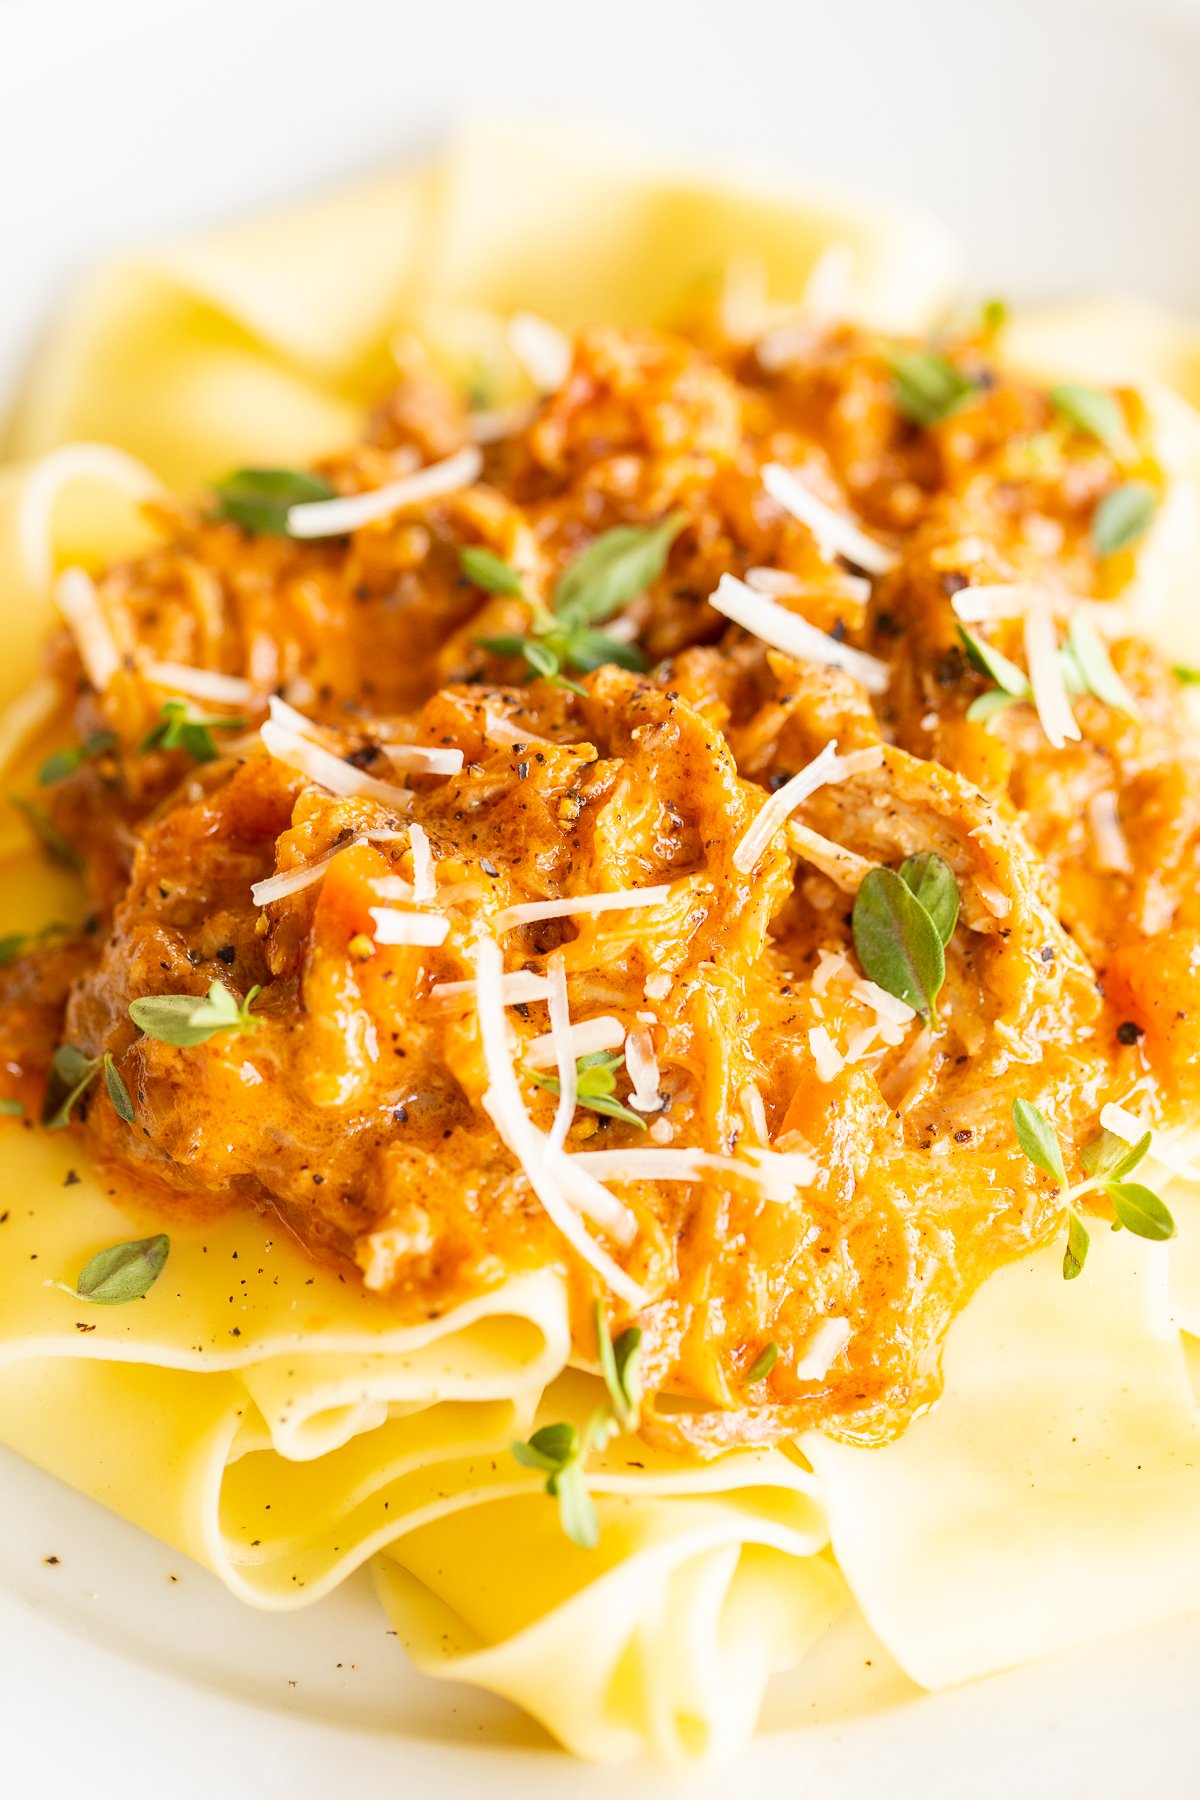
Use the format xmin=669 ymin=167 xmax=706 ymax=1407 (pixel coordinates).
xmin=129 ymin=981 xmax=262 ymax=1047
xmin=43 ymin=1046 xmax=135 ymax=1130
xmin=1010 ymin=1099 xmax=1175 ymax=1280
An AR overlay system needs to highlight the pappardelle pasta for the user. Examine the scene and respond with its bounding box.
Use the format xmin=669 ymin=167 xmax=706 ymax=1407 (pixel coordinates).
xmin=4 ymin=120 xmax=1200 ymax=1766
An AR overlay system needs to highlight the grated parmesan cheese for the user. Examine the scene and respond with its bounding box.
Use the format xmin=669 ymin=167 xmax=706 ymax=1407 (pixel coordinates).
xmin=407 ymin=822 xmax=437 ymax=903
xmin=809 ymin=1025 xmax=845 ymax=1082
xmin=625 ymin=1025 xmax=662 ymax=1113
xmin=509 ymin=312 xmax=572 ymax=393
xmin=286 ymin=447 xmax=482 ymax=539
xmin=18 ymin=442 xmax=161 ymax=594
xmin=762 ymin=462 xmax=897 ymax=577
xmin=251 ymin=834 xmax=367 ymax=906
xmin=794 ymin=1316 xmax=851 ymax=1381
xmin=494 ymin=885 xmax=671 ymax=933
xmin=260 ymin=716 xmax=414 ymax=808
xmin=643 ymin=971 xmax=674 ymax=1002
xmin=431 ymin=970 xmax=550 ymax=1005
xmin=0 ymin=676 xmax=61 ymax=781
xmin=143 ymin=661 xmax=255 ymax=707
xmin=1087 ymin=790 xmax=1132 ymax=874
xmin=746 ymin=563 xmax=872 ymax=606
xmin=55 ymin=567 xmax=121 ymax=691
xmin=1024 ymin=597 xmax=1081 ymax=749
xmin=786 ymin=821 xmax=875 ymax=892
xmin=526 ymin=1013 xmax=625 ymax=1071
xmin=733 ymin=741 xmax=882 ymax=876
xmin=571 ymin=1144 xmax=819 ymax=1196
xmin=474 ymin=939 xmax=644 ymax=1300
xmin=369 ymin=907 xmax=449 ymax=947
xmin=709 ymin=573 xmax=890 ymax=695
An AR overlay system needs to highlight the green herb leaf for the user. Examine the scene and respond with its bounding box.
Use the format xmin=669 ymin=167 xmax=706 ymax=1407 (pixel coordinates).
xmin=852 ymin=866 xmax=945 ymax=1022
xmin=561 ymin=629 xmax=648 ymax=674
xmin=886 ymin=349 xmax=978 ymax=429
xmin=746 ymin=1340 xmax=779 ymax=1383
xmin=981 ymin=298 xmax=1009 ymax=333
xmin=103 ymin=1052 xmax=135 ymax=1123
xmin=553 ymin=513 xmax=686 ymax=630
xmin=511 ymin=1421 xmax=599 ymax=1548
xmin=0 ymin=921 xmax=69 ymax=967
xmin=522 ymin=639 xmax=561 ymax=680
xmin=1106 ymin=1181 xmax=1176 ymax=1241
xmin=1174 ymin=665 xmax=1200 ymax=686
xmin=1011 ymin=1099 xmax=1067 ymax=1185
xmin=1063 ymin=1208 xmax=1090 ymax=1280
xmin=1049 ymin=383 xmax=1124 ymax=450
xmin=459 ymin=547 xmax=524 ymax=596
xmin=957 ymin=625 xmax=1029 ymax=698
xmin=37 ymin=729 xmax=118 ymax=787
xmin=1067 ymin=613 xmax=1138 ymax=714
xmin=1092 ymin=481 xmax=1156 ymax=557
xmin=139 ymin=700 xmax=246 ymax=765
xmin=897 ymin=852 xmax=959 ymax=948
xmin=528 ymin=1049 xmax=648 ymax=1131
xmin=72 ymin=1233 xmax=170 ymax=1305
xmin=595 ymin=1303 xmax=643 ymax=1430
xmin=43 ymin=1045 xmax=102 ymax=1130
xmin=0 ymin=1097 xmax=24 ymax=1116
xmin=10 ymin=795 xmax=82 ymax=870
xmin=1079 ymin=1127 xmax=1149 ymax=1181
xmin=129 ymin=981 xmax=262 ymax=1048
xmin=965 ymin=688 xmax=1020 ymax=725
xmin=214 ymin=468 xmax=336 ymax=537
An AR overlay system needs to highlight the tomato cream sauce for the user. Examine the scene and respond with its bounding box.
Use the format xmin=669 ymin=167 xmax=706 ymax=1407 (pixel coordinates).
xmin=4 ymin=311 xmax=1199 ymax=1453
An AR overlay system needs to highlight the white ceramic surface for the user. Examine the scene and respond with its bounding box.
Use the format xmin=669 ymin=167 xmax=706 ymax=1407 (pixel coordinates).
xmin=2 ymin=0 xmax=1200 ymax=1792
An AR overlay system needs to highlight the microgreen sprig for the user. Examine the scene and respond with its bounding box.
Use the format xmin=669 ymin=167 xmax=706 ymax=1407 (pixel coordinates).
xmin=470 ymin=512 xmax=686 ymax=691
xmin=129 ymin=981 xmax=262 ymax=1048
xmin=512 ymin=1305 xmax=644 ymax=1549
xmin=1010 ymin=1099 xmax=1175 ymax=1281
xmin=139 ymin=700 xmax=247 ymax=765
xmin=526 ymin=1049 xmax=648 ymax=1131
xmin=213 ymin=468 xmax=336 ymax=537
xmin=746 ymin=1340 xmax=779 ymax=1384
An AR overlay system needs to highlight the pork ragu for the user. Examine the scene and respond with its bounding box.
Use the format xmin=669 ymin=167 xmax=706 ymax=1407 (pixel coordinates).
xmin=4 ymin=308 xmax=1199 ymax=1455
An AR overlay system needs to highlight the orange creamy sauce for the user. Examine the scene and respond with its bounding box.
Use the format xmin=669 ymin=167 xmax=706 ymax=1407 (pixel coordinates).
xmin=5 ymin=313 xmax=1200 ymax=1456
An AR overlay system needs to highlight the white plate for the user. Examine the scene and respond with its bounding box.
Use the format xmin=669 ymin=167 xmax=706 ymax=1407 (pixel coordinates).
xmin=3 ymin=0 xmax=1200 ymax=1791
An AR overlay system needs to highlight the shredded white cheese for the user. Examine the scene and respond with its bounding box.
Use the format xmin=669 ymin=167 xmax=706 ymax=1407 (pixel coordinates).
xmin=762 ymin=462 xmax=897 ymax=577
xmin=407 ymin=822 xmax=437 ymax=903
xmin=482 ymin=712 xmax=552 ymax=748
xmin=526 ymin=1013 xmax=625 ymax=1070
xmin=430 ymin=971 xmax=550 ymax=1005
xmin=251 ymin=834 xmax=366 ymax=907
xmin=812 ymin=947 xmax=855 ymax=995
xmin=625 ymin=1025 xmax=662 ymax=1113
xmin=809 ymin=1025 xmax=845 ymax=1082
xmin=142 ymin=662 xmax=254 ymax=707
xmin=381 ymin=741 xmax=464 ymax=777
xmin=474 ymin=939 xmax=644 ymax=1300
xmin=741 ymin=1083 xmax=769 ymax=1142
xmin=794 ymin=1316 xmax=852 ymax=1381
xmin=709 ymin=573 xmax=890 ymax=695
xmin=1087 ymin=790 xmax=1132 ymax=874
xmin=368 ymin=907 xmax=449 ymax=947
xmin=509 ymin=312 xmax=572 ymax=394
xmin=260 ymin=717 xmax=414 ymax=808
xmin=786 ymin=821 xmax=875 ymax=892
xmin=733 ymin=741 xmax=882 ymax=876
xmin=746 ymin=563 xmax=872 ymax=606
xmin=55 ymin=567 xmax=121 ymax=691
xmin=643 ymin=971 xmax=674 ymax=1002
xmin=571 ymin=1145 xmax=819 ymax=1195
xmin=494 ymin=886 xmax=671 ymax=933
xmin=1024 ymin=597 xmax=1081 ymax=750
xmin=543 ymin=953 xmax=577 ymax=1156
xmin=286 ymin=447 xmax=482 ymax=539
xmin=467 ymin=403 xmax=538 ymax=444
